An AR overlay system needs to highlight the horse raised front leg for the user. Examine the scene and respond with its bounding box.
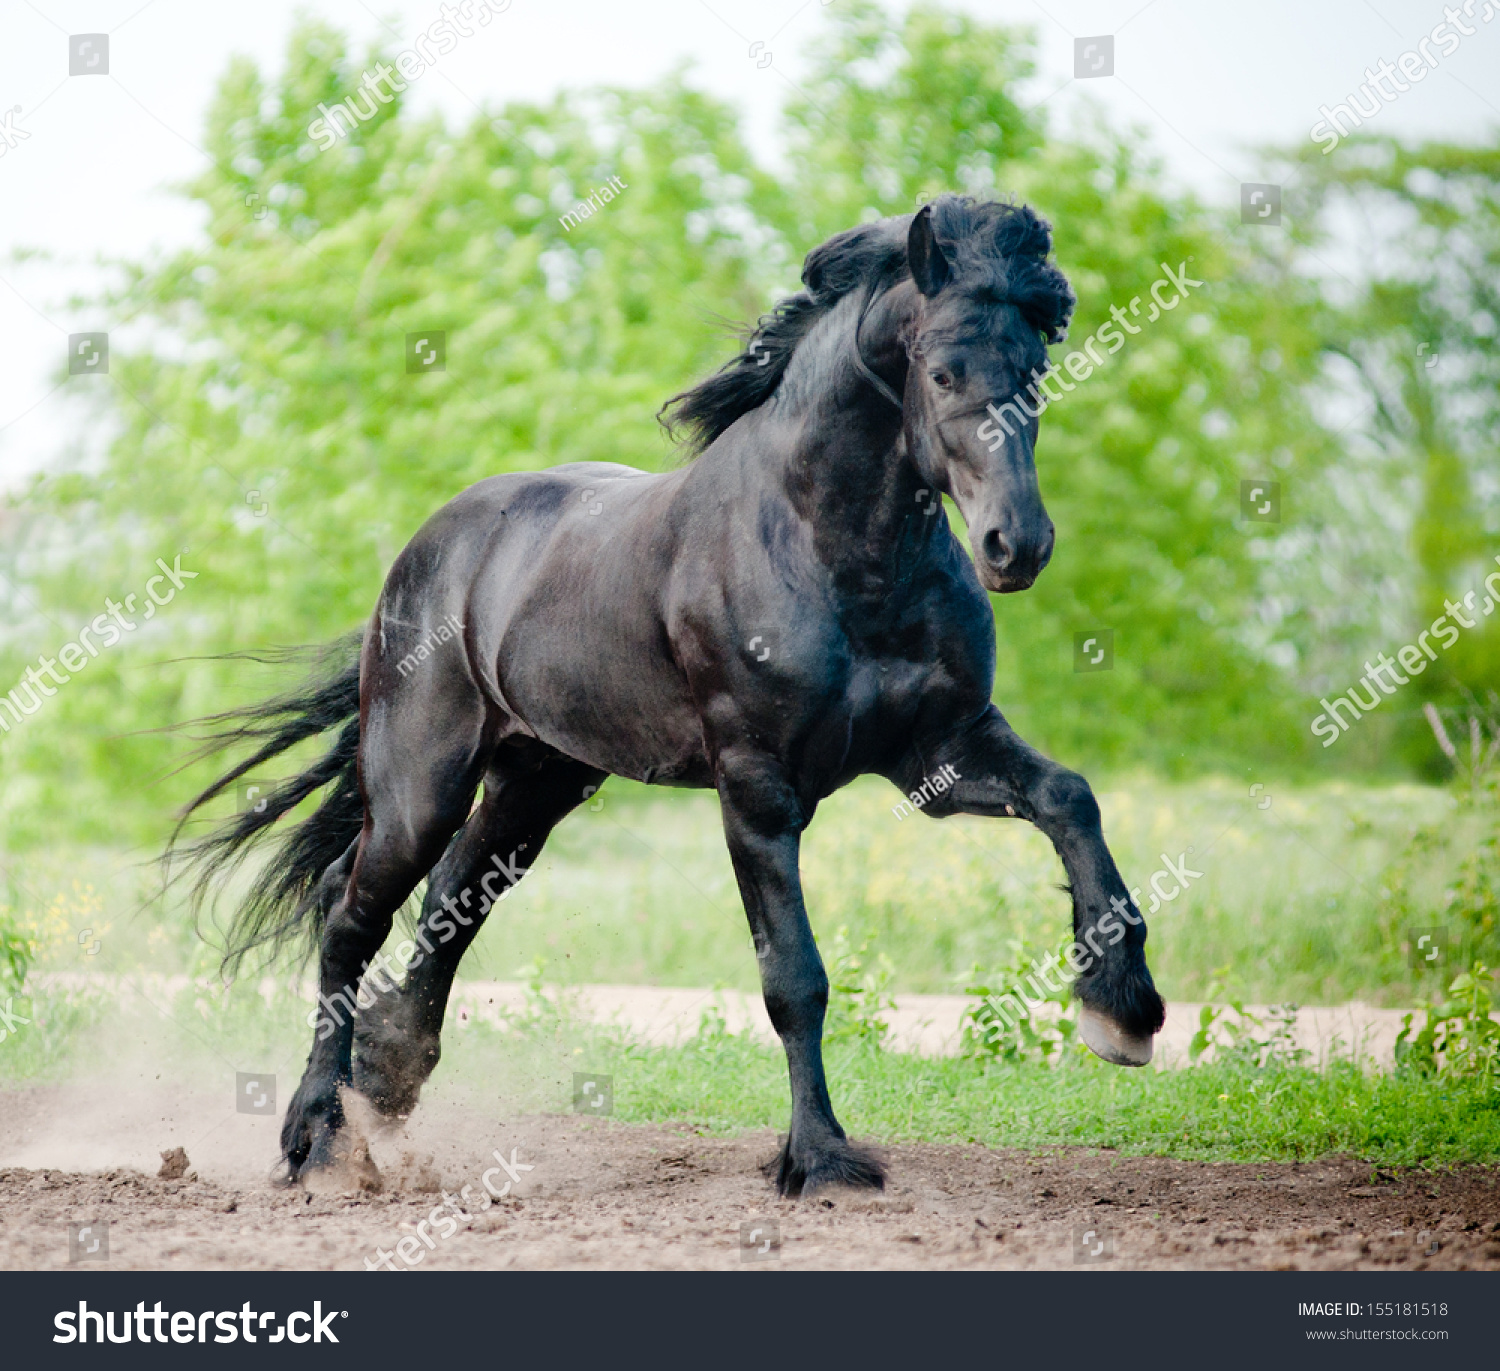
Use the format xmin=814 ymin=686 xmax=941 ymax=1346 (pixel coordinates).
xmin=717 ymin=750 xmax=884 ymax=1197
xmin=904 ymin=705 xmax=1166 ymax=1065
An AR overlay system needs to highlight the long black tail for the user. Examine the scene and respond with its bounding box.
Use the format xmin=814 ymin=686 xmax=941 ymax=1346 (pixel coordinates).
xmin=165 ymin=630 xmax=366 ymax=975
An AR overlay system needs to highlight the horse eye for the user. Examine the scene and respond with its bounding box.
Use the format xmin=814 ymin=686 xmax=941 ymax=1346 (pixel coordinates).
xmin=930 ymin=370 xmax=953 ymax=390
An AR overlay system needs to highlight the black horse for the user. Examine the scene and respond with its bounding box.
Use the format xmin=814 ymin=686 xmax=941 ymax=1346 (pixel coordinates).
xmin=175 ymin=195 xmax=1165 ymax=1196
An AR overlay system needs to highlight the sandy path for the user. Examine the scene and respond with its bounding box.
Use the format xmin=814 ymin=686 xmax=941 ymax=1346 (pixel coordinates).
xmin=448 ymin=982 xmax=1415 ymax=1065
xmin=31 ymin=973 xmax=1416 ymax=1065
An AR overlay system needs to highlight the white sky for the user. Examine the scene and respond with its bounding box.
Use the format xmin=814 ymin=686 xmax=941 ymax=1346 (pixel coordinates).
xmin=1 ymin=0 xmax=1496 ymax=490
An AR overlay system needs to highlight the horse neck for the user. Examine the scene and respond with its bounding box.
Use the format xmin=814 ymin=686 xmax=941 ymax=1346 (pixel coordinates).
xmin=772 ymin=284 xmax=937 ymax=580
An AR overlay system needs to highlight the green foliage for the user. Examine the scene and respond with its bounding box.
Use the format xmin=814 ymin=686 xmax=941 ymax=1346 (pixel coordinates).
xmin=0 ymin=873 xmax=42 ymax=996
xmin=1186 ymin=969 xmax=1310 ymax=1071
xmin=0 ymin=920 xmax=28 ymax=997
xmin=0 ymin=775 xmax=1460 ymax=1007
xmin=600 ymin=1018 xmax=1500 ymax=1165
xmin=1447 ymin=834 xmax=1500 ymax=957
xmin=959 ymin=934 xmax=1077 ymax=1065
xmin=820 ymin=924 xmax=897 ymax=1049
xmin=11 ymin=970 xmax=1500 ymax=1165
xmin=0 ymin=2 xmax=1402 ymax=852
xmin=1423 ymin=694 xmax=1500 ymax=803
xmin=1282 ymin=137 xmax=1500 ymax=773
xmin=1 ymin=18 xmax=781 ymax=845
xmin=499 ymin=956 xmax=560 ymax=1035
xmin=778 ymin=1 xmax=1045 ymax=244
xmin=1376 ymin=760 xmax=1500 ymax=980
xmin=1396 ymin=962 xmax=1500 ymax=1087
xmin=779 ymin=5 xmax=1339 ymax=773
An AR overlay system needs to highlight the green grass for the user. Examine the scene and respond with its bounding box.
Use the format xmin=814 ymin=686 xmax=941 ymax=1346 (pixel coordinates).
xmin=5 ymin=772 xmax=1495 ymax=1175
xmin=469 ymin=773 xmax=1460 ymax=1005
xmin=607 ymin=1032 xmax=1500 ymax=1166
xmin=447 ymin=1002 xmax=1500 ymax=1166
xmin=5 ymin=976 xmax=1496 ymax=1167
xmin=0 ymin=775 xmax=1466 ymax=1006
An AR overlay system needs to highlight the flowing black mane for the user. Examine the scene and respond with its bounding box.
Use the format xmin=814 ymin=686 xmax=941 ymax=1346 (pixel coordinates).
xmin=658 ymin=195 xmax=1076 ymax=456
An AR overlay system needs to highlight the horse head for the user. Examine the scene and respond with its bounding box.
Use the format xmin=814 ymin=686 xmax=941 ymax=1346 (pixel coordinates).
xmin=899 ymin=197 xmax=1074 ymax=594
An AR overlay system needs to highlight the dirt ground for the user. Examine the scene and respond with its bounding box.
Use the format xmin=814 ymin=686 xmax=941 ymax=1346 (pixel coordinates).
xmin=2 ymin=1083 xmax=1498 ymax=1271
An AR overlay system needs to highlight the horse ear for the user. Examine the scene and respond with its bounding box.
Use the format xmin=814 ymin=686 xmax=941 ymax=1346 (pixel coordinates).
xmin=908 ymin=205 xmax=951 ymax=297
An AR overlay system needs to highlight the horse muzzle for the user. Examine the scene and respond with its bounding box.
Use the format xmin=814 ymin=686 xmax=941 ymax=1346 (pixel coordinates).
xmin=975 ymin=524 xmax=1053 ymax=594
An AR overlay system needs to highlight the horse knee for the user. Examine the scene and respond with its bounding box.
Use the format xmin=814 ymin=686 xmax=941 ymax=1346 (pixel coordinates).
xmin=1034 ymin=767 xmax=1100 ymax=834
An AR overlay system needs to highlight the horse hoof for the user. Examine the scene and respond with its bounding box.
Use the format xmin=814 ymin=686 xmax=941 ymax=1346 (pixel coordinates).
xmin=294 ymin=1089 xmax=385 ymax=1194
xmin=1076 ymin=1005 xmax=1154 ymax=1066
xmin=298 ymin=1131 xmax=384 ymax=1195
xmin=765 ymin=1134 xmax=886 ymax=1198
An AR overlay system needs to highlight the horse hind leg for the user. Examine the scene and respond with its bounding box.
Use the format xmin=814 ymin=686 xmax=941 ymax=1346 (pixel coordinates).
xmin=281 ymin=712 xmax=488 ymax=1185
xmin=353 ymin=753 xmax=604 ymax=1118
xmin=282 ymin=819 xmax=467 ymax=1185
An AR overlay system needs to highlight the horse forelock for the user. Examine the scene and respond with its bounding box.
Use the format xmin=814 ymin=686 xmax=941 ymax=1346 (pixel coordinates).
xmin=922 ymin=195 xmax=1076 ymax=346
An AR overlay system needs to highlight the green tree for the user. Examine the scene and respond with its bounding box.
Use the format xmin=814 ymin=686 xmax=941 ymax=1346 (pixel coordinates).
xmin=1286 ymin=136 xmax=1500 ymax=775
xmin=2 ymin=21 xmax=782 ymax=843
xmin=0 ymin=5 xmax=1404 ymax=849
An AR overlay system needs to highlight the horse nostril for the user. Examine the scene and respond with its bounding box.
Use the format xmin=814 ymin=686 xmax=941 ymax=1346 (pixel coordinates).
xmin=982 ymin=529 xmax=1012 ymax=570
